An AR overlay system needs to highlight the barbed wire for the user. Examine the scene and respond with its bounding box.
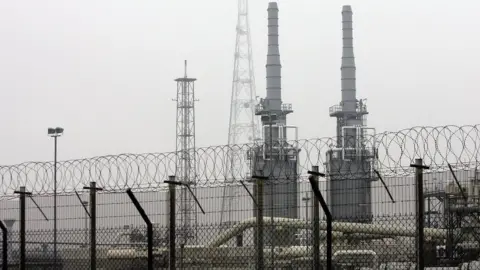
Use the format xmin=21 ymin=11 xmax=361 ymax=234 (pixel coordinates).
xmin=0 ymin=125 xmax=479 ymax=197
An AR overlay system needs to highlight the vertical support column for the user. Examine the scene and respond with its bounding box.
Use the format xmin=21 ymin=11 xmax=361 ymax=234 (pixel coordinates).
xmin=311 ymin=166 xmax=320 ymax=270
xmin=308 ymin=169 xmax=330 ymax=270
xmin=90 ymin=182 xmax=97 ymax=270
xmin=53 ymin=136 xmax=58 ymax=269
xmin=164 ymin=176 xmax=205 ymax=270
xmin=83 ymin=182 xmax=102 ymax=270
xmin=416 ymin=159 xmax=425 ymax=270
xmin=168 ymin=176 xmax=176 ymax=270
xmin=19 ymin=186 xmax=26 ymax=270
xmin=147 ymin=217 xmax=153 ymax=269
xmin=0 ymin=221 xmax=7 ymax=270
xmin=126 ymin=189 xmax=153 ymax=270
xmin=411 ymin=159 xmax=428 ymax=270
xmin=255 ymin=176 xmax=265 ymax=270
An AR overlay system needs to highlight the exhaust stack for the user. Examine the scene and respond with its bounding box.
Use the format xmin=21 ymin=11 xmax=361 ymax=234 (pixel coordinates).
xmin=341 ymin=5 xmax=356 ymax=113
xmin=330 ymin=5 xmax=368 ymax=147
xmin=326 ymin=5 xmax=375 ymax=224
xmin=266 ymin=2 xmax=282 ymax=112
xmin=251 ymin=2 xmax=299 ymax=247
xmin=256 ymin=1 xmax=293 ymax=139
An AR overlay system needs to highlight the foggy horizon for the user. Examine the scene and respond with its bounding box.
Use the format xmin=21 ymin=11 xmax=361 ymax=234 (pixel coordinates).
xmin=1 ymin=0 xmax=479 ymax=165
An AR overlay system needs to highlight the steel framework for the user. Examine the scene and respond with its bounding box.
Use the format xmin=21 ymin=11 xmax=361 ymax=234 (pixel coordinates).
xmin=220 ymin=0 xmax=261 ymax=226
xmin=173 ymin=61 xmax=197 ymax=243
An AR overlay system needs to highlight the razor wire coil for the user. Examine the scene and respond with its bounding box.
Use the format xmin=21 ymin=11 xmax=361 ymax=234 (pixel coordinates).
xmin=0 ymin=125 xmax=479 ymax=197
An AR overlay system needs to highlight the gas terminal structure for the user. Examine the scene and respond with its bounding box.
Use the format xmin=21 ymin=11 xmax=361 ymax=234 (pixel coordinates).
xmin=103 ymin=2 xmax=480 ymax=269
xmin=103 ymin=3 xmax=469 ymax=269
xmin=4 ymin=1 xmax=479 ymax=269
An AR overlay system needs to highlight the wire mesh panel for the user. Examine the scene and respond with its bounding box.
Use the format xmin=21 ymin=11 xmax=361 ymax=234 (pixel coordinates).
xmin=0 ymin=125 xmax=479 ymax=269
xmin=1 ymin=173 xmax=480 ymax=269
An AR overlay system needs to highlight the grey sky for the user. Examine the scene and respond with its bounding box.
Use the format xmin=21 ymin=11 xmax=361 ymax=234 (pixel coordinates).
xmin=0 ymin=0 xmax=479 ymax=165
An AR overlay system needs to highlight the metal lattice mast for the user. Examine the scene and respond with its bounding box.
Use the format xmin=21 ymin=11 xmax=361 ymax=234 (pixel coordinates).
xmin=174 ymin=60 xmax=197 ymax=244
xmin=220 ymin=0 xmax=261 ymax=227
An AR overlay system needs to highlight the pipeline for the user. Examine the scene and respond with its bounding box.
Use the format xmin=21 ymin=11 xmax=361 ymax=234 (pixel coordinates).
xmin=207 ymin=217 xmax=447 ymax=248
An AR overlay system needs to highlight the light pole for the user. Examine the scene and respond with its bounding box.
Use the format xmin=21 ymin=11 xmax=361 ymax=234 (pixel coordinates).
xmin=82 ymin=201 xmax=88 ymax=247
xmin=48 ymin=127 xmax=63 ymax=268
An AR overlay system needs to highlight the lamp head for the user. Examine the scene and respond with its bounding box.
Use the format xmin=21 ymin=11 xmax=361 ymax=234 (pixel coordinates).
xmin=47 ymin=127 xmax=64 ymax=137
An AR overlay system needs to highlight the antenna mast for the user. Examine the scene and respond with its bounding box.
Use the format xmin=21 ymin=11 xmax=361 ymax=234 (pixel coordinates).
xmin=174 ymin=60 xmax=198 ymax=243
xmin=220 ymin=0 xmax=261 ymax=227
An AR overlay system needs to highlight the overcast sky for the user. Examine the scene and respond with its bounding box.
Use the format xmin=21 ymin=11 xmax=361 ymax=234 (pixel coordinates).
xmin=0 ymin=0 xmax=479 ymax=165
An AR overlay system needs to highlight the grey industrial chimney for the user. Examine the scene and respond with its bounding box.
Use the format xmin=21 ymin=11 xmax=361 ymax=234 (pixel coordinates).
xmin=266 ymin=2 xmax=282 ymax=112
xmin=326 ymin=5 xmax=376 ymax=223
xmin=252 ymin=1 xmax=299 ymax=247
xmin=341 ymin=5 xmax=357 ymax=115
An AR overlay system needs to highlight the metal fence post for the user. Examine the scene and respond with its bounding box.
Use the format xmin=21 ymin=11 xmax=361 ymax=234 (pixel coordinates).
xmin=168 ymin=176 xmax=176 ymax=270
xmin=126 ymin=188 xmax=153 ymax=270
xmin=20 ymin=186 xmax=26 ymax=270
xmin=90 ymin=182 xmax=97 ymax=270
xmin=411 ymin=159 xmax=429 ymax=270
xmin=163 ymin=176 xmax=205 ymax=270
xmin=13 ymin=188 xmax=37 ymax=270
xmin=308 ymin=169 xmax=330 ymax=270
xmin=253 ymin=175 xmax=265 ymax=270
xmin=310 ymin=166 xmax=321 ymax=270
xmin=0 ymin=221 xmax=6 ymax=270
xmin=84 ymin=181 xmax=102 ymax=270
xmin=15 ymin=186 xmax=27 ymax=270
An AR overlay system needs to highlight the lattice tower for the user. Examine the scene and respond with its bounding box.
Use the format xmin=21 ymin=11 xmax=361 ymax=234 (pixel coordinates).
xmin=220 ymin=0 xmax=261 ymax=227
xmin=174 ymin=61 xmax=197 ymax=244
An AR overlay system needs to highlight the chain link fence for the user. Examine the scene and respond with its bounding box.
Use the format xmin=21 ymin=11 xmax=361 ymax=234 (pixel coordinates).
xmin=1 ymin=125 xmax=480 ymax=269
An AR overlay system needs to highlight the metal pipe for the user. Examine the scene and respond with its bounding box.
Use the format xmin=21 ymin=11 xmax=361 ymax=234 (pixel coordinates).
xmin=107 ymin=242 xmax=389 ymax=262
xmin=0 ymin=221 xmax=7 ymax=270
xmin=333 ymin=250 xmax=378 ymax=269
xmin=207 ymin=217 xmax=447 ymax=248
